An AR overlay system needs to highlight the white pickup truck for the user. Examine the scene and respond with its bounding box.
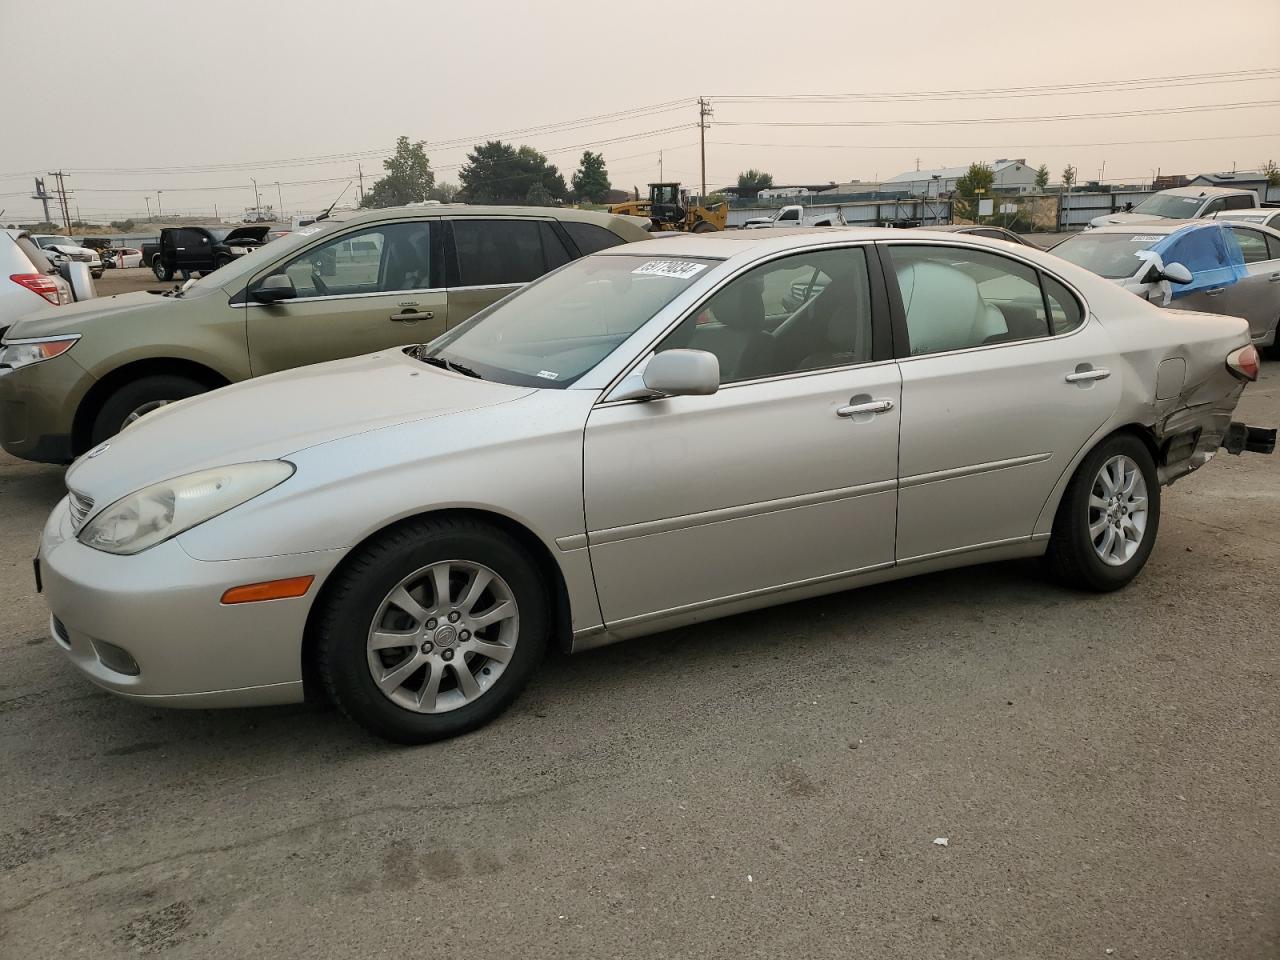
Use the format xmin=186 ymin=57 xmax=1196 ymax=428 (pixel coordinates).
xmin=742 ymin=204 xmax=845 ymax=229
xmin=1088 ymin=186 xmax=1262 ymax=229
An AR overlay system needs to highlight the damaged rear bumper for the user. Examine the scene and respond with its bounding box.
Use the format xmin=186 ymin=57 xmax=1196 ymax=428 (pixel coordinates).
xmin=1221 ymin=422 xmax=1277 ymax=456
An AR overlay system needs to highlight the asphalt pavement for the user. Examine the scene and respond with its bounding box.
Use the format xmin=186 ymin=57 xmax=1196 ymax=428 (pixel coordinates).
xmin=0 ymin=366 xmax=1276 ymax=959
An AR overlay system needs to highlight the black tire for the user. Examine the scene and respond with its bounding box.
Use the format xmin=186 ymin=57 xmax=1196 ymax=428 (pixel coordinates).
xmin=90 ymin=374 xmax=208 ymax=445
xmin=692 ymin=220 xmax=718 ymax=233
xmin=1044 ymin=432 xmax=1160 ymax=592
xmin=214 ymin=255 xmax=232 ymax=271
xmin=315 ymin=517 xmax=549 ymax=744
xmin=152 ymin=256 xmax=171 ymax=281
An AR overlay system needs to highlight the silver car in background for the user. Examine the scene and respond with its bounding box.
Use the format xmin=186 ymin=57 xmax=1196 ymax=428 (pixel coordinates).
xmin=1052 ymin=221 xmax=1280 ymax=350
xmin=35 ymin=229 xmax=1272 ymax=743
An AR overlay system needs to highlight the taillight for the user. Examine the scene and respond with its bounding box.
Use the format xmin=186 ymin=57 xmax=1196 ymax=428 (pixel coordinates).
xmin=10 ymin=273 xmax=62 ymax=305
xmin=1226 ymin=344 xmax=1260 ymax=382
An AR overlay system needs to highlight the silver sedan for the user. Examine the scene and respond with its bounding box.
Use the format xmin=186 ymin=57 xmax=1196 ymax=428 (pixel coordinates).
xmin=36 ymin=229 xmax=1272 ymax=742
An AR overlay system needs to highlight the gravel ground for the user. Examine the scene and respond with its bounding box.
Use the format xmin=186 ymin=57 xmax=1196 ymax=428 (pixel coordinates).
xmin=0 ymin=366 xmax=1276 ymax=959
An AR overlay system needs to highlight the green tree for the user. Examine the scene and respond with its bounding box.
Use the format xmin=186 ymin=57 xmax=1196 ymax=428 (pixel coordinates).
xmin=737 ymin=169 xmax=773 ymax=192
xmin=360 ymin=136 xmax=436 ymax=208
xmin=110 ymin=218 xmax=136 ymax=231
xmin=1034 ymin=164 xmax=1050 ymax=190
xmin=571 ymin=151 xmax=611 ymax=204
xmin=459 ymin=141 xmax=566 ymax=204
xmin=1062 ymin=164 xmax=1078 ymax=191
xmin=954 ymin=163 xmax=995 ymax=221
xmin=1263 ymin=159 xmax=1280 ymax=187
xmin=427 ymin=181 xmax=460 ymax=203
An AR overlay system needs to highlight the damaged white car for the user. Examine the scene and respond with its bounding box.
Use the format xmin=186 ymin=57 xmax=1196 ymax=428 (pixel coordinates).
xmin=35 ymin=230 xmax=1275 ymax=743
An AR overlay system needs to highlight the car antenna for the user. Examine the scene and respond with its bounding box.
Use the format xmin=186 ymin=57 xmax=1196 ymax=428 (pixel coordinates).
xmin=315 ymin=181 xmax=353 ymax=222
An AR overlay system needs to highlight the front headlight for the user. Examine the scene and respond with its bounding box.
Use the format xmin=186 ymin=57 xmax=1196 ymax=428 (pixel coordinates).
xmin=78 ymin=461 xmax=294 ymax=555
xmin=0 ymin=336 xmax=79 ymax=372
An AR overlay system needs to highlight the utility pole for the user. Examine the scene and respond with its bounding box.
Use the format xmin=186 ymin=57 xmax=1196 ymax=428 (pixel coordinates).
xmin=145 ymin=196 xmax=152 ymax=220
xmin=251 ymin=178 xmax=261 ymax=215
xmin=47 ymin=171 xmax=73 ymax=235
xmin=275 ymin=181 xmax=284 ymax=219
xmin=157 ymin=191 xmax=164 ymax=219
xmin=659 ymin=150 xmax=663 ymax=183
xmin=357 ymin=163 xmax=365 ymax=204
xmin=697 ymin=97 xmax=713 ymax=198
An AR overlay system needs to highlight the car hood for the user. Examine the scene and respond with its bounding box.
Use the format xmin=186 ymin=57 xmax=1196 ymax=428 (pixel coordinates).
xmin=2 ymin=289 xmax=187 ymax=340
xmin=1089 ymin=213 xmax=1170 ymax=227
xmin=65 ymin=349 xmax=536 ymax=510
xmin=222 ymin=226 xmax=270 ymax=245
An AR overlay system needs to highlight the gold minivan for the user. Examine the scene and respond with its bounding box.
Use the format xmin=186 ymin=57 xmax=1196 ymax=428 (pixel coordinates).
xmin=0 ymin=205 xmax=650 ymax=463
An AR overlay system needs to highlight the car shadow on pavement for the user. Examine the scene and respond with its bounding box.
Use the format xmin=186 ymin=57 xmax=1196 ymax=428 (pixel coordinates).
xmin=25 ymin=556 xmax=1066 ymax=763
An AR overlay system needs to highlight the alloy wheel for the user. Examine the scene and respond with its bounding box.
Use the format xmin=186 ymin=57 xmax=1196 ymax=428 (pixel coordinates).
xmin=1088 ymin=454 xmax=1149 ymax=567
xmin=366 ymin=560 xmax=519 ymax=714
xmin=123 ymin=399 xmax=171 ymax=426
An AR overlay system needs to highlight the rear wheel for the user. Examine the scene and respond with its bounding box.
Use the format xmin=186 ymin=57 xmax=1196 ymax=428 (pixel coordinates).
xmin=315 ymin=518 xmax=549 ymax=744
xmin=1045 ymin=433 xmax=1160 ymax=592
xmin=152 ymin=256 xmax=171 ymax=281
xmin=89 ymin=374 xmax=208 ymax=445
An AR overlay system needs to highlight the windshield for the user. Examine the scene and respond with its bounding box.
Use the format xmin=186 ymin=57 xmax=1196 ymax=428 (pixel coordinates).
xmin=1130 ymin=193 xmax=1204 ymax=219
xmin=1053 ymin=232 xmax=1161 ymax=279
xmin=424 ymin=254 xmax=718 ymax=388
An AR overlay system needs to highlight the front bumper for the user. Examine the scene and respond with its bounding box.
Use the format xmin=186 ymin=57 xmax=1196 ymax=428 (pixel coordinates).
xmin=39 ymin=497 xmax=346 ymax=707
xmin=0 ymin=353 xmax=95 ymax=463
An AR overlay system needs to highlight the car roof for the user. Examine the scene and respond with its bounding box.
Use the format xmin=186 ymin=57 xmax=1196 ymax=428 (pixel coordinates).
xmin=595 ymin=225 xmax=1034 ymax=260
xmin=1158 ymin=185 xmax=1254 ymax=198
xmin=328 ymin=203 xmax=649 ymax=232
xmin=1212 ymin=208 xmax=1278 ymax=217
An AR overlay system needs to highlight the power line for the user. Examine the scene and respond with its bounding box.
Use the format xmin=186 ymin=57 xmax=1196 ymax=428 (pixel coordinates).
xmin=714 ymin=99 xmax=1280 ymax=128
xmin=708 ymin=68 xmax=1280 ymax=103
xmin=705 ymin=131 xmax=1280 ymax=150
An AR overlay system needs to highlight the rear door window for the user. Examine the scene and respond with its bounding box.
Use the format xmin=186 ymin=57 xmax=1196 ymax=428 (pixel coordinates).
xmin=1224 ymin=194 xmax=1255 ymax=210
xmin=562 ymin=220 xmax=627 ymax=255
xmin=452 ymin=219 xmax=563 ymax=286
xmin=1228 ymin=226 xmax=1270 ymax=264
xmin=886 ymin=245 xmax=1051 ymax=355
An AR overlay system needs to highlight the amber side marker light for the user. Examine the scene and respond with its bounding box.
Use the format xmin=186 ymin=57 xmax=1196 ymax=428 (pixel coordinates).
xmin=221 ymin=575 xmax=315 ymax=605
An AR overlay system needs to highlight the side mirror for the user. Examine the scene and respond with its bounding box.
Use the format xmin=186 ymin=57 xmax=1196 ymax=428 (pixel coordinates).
xmin=1160 ymin=262 xmax=1193 ymax=285
xmin=642 ymin=349 xmax=720 ymax=397
xmin=252 ymin=274 xmax=296 ymax=303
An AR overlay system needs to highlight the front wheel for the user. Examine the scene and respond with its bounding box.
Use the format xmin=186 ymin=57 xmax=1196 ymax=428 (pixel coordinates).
xmin=692 ymin=220 xmax=718 ymax=233
xmin=1044 ymin=433 xmax=1160 ymax=592
xmin=315 ymin=518 xmax=549 ymax=744
xmin=89 ymin=374 xmax=208 ymax=445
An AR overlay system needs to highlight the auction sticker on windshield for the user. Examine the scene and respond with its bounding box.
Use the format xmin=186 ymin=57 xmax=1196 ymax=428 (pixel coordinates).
xmin=632 ymin=260 xmax=708 ymax=280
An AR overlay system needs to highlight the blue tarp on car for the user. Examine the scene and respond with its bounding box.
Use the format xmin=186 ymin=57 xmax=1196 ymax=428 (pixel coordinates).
xmin=1149 ymin=222 xmax=1247 ymax=299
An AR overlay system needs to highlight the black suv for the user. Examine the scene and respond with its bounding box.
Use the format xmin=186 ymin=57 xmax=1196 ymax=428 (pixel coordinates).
xmin=151 ymin=225 xmax=270 ymax=280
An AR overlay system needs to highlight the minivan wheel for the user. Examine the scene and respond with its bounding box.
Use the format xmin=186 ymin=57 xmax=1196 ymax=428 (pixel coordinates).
xmin=89 ymin=374 xmax=208 ymax=445
xmin=152 ymin=257 xmax=171 ymax=281
xmin=315 ymin=518 xmax=549 ymax=744
xmin=1044 ymin=433 xmax=1160 ymax=592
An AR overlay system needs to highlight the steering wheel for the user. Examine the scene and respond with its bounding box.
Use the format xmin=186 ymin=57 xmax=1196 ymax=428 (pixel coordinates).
xmin=310 ymin=265 xmax=329 ymax=297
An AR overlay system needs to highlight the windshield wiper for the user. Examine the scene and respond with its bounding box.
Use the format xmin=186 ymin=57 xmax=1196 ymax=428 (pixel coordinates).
xmin=418 ymin=353 xmax=482 ymax=380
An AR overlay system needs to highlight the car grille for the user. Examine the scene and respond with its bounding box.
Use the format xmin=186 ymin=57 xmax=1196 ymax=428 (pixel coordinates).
xmin=71 ymin=252 xmax=93 ymax=262
xmin=67 ymin=490 xmax=94 ymax=530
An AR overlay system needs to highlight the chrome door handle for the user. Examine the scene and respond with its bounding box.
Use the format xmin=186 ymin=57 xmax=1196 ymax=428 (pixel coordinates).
xmin=1269 ymin=274 xmax=1280 ymax=282
xmin=836 ymin=399 xmax=894 ymax=417
xmin=1204 ymin=287 xmax=1225 ymax=297
xmin=390 ymin=310 xmax=433 ymax=322
xmin=1065 ymin=367 xmax=1111 ymax=383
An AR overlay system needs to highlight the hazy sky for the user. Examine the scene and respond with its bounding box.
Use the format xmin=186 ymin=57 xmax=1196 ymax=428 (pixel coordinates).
xmin=2 ymin=0 xmax=1278 ymax=222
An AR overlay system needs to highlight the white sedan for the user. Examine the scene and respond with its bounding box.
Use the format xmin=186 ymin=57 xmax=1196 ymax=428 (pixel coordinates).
xmin=36 ymin=229 xmax=1273 ymax=742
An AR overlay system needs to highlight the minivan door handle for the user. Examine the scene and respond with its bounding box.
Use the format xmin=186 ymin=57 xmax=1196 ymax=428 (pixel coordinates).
xmin=390 ymin=310 xmax=433 ymax=323
xmin=836 ymin=399 xmax=894 ymax=417
xmin=1204 ymin=287 xmax=1225 ymax=297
